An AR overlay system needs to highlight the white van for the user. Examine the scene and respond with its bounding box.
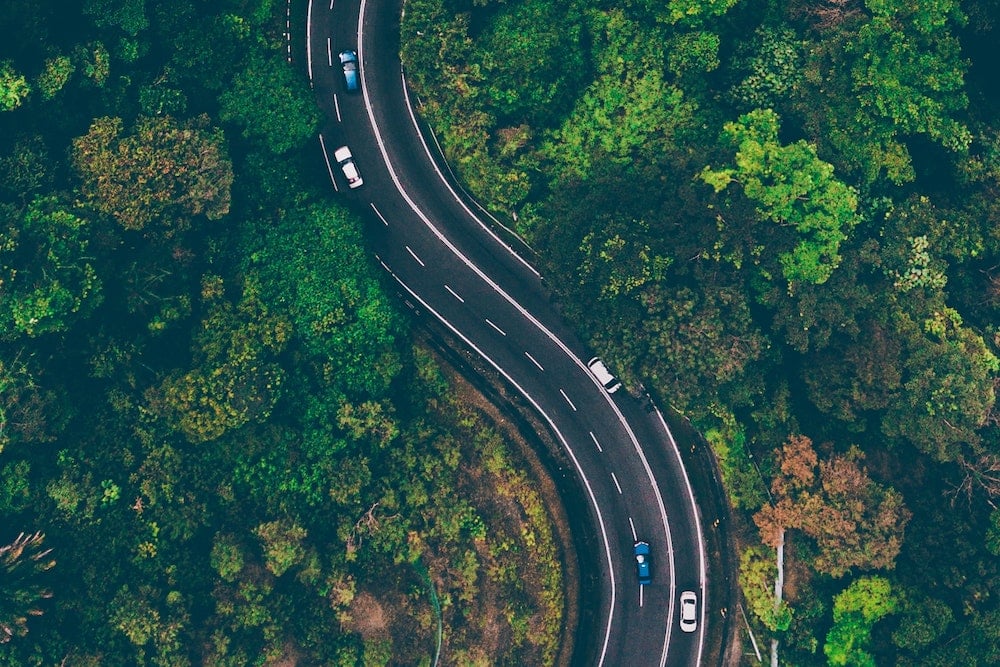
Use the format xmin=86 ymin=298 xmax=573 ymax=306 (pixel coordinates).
xmin=587 ymin=357 xmax=622 ymax=394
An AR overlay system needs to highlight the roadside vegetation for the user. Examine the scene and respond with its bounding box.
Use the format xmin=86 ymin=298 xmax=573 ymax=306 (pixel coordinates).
xmin=0 ymin=0 xmax=563 ymax=664
xmin=401 ymin=0 xmax=1000 ymax=663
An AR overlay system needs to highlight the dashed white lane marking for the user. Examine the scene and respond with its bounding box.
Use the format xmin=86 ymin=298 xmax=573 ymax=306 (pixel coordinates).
xmin=405 ymin=246 xmax=425 ymax=267
xmin=611 ymin=472 xmax=623 ymax=495
xmin=639 ymin=585 xmax=645 ymax=608
xmin=318 ymin=134 xmax=338 ymax=191
xmin=629 ymin=516 xmax=637 ymax=542
xmin=485 ymin=319 xmax=506 ymax=336
xmin=525 ymin=352 xmax=544 ymax=371
xmin=590 ymin=431 xmax=603 ymax=452
xmin=560 ymin=389 xmax=577 ymax=411
xmin=327 ymin=38 xmax=332 ymax=67
xmin=333 ymin=93 xmax=342 ymax=122
xmin=370 ymin=203 xmax=388 ymax=226
xmin=444 ymin=285 xmax=464 ymax=303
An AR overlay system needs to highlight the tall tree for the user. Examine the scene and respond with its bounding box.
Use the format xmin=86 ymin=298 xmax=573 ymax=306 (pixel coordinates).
xmin=754 ymin=435 xmax=911 ymax=577
xmin=71 ymin=114 xmax=233 ymax=232
xmin=0 ymin=196 xmax=102 ymax=339
xmin=701 ymin=109 xmax=859 ymax=284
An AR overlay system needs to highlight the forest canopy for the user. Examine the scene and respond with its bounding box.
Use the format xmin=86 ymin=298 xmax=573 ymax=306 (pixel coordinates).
xmin=401 ymin=0 xmax=1000 ymax=662
xmin=0 ymin=1 xmax=565 ymax=664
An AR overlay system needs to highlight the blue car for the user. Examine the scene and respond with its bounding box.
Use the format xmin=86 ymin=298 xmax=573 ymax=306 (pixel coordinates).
xmin=633 ymin=541 xmax=652 ymax=585
xmin=339 ymin=49 xmax=359 ymax=92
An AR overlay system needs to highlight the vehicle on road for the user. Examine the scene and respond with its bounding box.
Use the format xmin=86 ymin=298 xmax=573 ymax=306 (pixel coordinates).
xmin=679 ymin=591 xmax=697 ymax=632
xmin=334 ymin=145 xmax=363 ymax=189
xmin=339 ymin=49 xmax=359 ymax=92
xmin=633 ymin=541 xmax=652 ymax=585
xmin=588 ymin=357 xmax=622 ymax=394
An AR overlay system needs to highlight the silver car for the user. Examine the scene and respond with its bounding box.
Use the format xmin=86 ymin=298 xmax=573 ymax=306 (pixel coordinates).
xmin=680 ymin=591 xmax=697 ymax=632
xmin=333 ymin=145 xmax=363 ymax=189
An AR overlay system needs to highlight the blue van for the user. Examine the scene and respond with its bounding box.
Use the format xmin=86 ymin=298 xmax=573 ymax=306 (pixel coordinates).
xmin=339 ymin=50 xmax=359 ymax=92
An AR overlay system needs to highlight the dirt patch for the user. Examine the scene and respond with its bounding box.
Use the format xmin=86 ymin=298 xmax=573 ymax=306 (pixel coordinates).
xmin=345 ymin=591 xmax=390 ymax=639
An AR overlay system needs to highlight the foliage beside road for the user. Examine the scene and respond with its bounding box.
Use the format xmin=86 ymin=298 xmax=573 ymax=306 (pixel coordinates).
xmin=0 ymin=0 xmax=563 ymax=664
xmin=401 ymin=0 xmax=1000 ymax=662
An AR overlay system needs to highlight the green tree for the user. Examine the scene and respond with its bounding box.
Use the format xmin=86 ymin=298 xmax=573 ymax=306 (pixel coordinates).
xmin=0 ymin=531 xmax=55 ymax=644
xmin=543 ymin=11 xmax=697 ymax=179
xmin=253 ymin=520 xmax=307 ymax=577
xmin=246 ymin=204 xmax=404 ymax=398
xmin=146 ymin=275 xmax=290 ymax=443
xmin=0 ymin=196 xmax=102 ymax=339
xmin=35 ymin=55 xmax=75 ymax=100
xmin=477 ymin=0 xmax=585 ymax=125
xmin=219 ymin=53 xmax=320 ymax=154
xmin=701 ymin=108 xmax=859 ymax=284
xmin=71 ymin=114 xmax=233 ymax=231
xmin=83 ymin=0 xmax=149 ymax=36
xmin=739 ymin=545 xmax=792 ymax=631
xmin=849 ymin=0 xmax=971 ymax=153
xmin=824 ymin=576 xmax=897 ymax=666
xmin=891 ymin=592 xmax=953 ymax=652
xmin=662 ymin=0 xmax=741 ymax=26
xmin=0 ymin=61 xmax=30 ymax=111
xmin=880 ymin=307 xmax=998 ymax=462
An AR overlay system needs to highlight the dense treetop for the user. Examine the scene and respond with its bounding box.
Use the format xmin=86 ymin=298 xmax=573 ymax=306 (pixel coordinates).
xmin=0 ymin=1 xmax=564 ymax=664
xmin=402 ymin=0 xmax=1000 ymax=662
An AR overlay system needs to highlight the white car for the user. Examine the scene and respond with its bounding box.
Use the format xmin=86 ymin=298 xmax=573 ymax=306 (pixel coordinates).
xmin=334 ymin=145 xmax=363 ymax=189
xmin=587 ymin=357 xmax=621 ymax=394
xmin=680 ymin=591 xmax=698 ymax=633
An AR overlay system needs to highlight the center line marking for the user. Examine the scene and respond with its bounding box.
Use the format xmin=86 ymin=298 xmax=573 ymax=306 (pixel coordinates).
xmin=405 ymin=246 xmax=425 ymax=266
xmin=445 ymin=285 xmax=464 ymax=302
xmin=525 ymin=352 xmax=544 ymax=371
xmin=590 ymin=431 xmax=603 ymax=452
xmin=485 ymin=319 xmax=507 ymax=336
xmin=560 ymin=389 xmax=577 ymax=411
xmin=370 ymin=203 xmax=388 ymax=226
xmin=611 ymin=472 xmax=623 ymax=495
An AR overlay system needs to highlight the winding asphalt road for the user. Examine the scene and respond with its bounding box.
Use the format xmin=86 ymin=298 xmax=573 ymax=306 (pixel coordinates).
xmin=303 ymin=1 xmax=711 ymax=664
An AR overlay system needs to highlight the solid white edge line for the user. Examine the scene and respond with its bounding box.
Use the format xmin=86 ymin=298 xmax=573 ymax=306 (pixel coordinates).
xmin=379 ymin=261 xmax=618 ymax=665
xmin=305 ymin=0 xmax=314 ymax=84
xmin=654 ymin=405 xmax=708 ymax=666
xmin=590 ymin=431 xmax=604 ymax=453
xmin=318 ymin=134 xmax=338 ymax=192
xmin=398 ymin=71 xmax=540 ymax=278
xmin=405 ymin=246 xmax=425 ymax=267
xmin=485 ymin=318 xmax=506 ymax=336
xmin=360 ymin=5 xmax=676 ymax=664
xmin=524 ymin=351 xmax=544 ymax=371
xmin=370 ymin=203 xmax=389 ymax=226
xmin=444 ymin=284 xmax=464 ymax=303
xmin=559 ymin=389 xmax=577 ymax=412
xmin=611 ymin=472 xmax=622 ymax=495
